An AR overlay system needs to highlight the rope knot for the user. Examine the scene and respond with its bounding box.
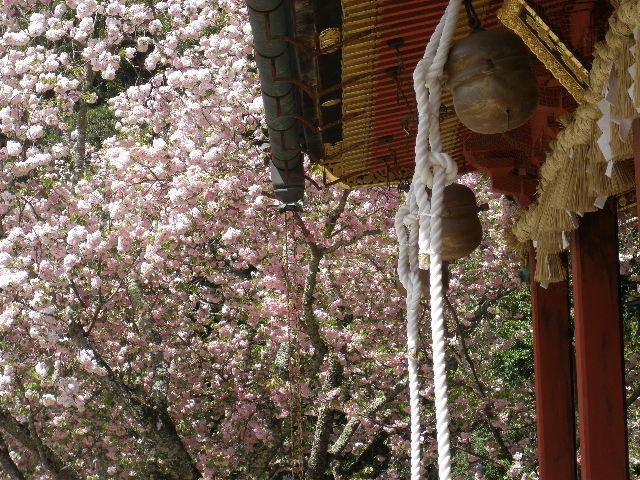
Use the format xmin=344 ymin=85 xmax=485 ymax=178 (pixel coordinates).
xmin=418 ymin=152 xmax=458 ymax=188
xmin=424 ymin=70 xmax=441 ymax=89
xmin=403 ymin=213 xmax=419 ymax=228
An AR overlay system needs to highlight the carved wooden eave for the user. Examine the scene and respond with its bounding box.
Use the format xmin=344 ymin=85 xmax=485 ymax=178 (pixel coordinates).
xmin=279 ymin=0 xmax=603 ymax=202
xmin=249 ymin=0 xmax=623 ymax=217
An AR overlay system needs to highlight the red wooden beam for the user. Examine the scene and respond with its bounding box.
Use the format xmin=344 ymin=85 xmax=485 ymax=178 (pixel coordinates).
xmin=633 ymin=118 xmax=640 ymax=232
xmin=529 ymin=253 xmax=577 ymax=480
xmin=571 ymin=199 xmax=629 ymax=480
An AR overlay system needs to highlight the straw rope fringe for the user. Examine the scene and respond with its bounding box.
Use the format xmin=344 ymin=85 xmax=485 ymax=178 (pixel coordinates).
xmin=511 ymin=0 xmax=640 ymax=283
xmin=533 ymin=251 xmax=567 ymax=283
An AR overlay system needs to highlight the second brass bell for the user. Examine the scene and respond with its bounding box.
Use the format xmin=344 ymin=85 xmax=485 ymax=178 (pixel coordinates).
xmin=440 ymin=183 xmax=484 ymax=261
xmin=445 ymin=29 xmax=538 ymax=134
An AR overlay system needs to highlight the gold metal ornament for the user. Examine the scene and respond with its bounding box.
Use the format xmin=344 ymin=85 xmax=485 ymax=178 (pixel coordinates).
xmin=319 ymin=28 xmax=341 ymax=54
xmin=497 ymin=0 xmax=588 ymax=103
xmin=444 ymin=28 xmax=538 ymax=134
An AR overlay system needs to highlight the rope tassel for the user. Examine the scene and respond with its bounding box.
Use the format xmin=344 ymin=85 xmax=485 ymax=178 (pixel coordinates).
xmin=396 ymin=1 xmax=462 ymax=479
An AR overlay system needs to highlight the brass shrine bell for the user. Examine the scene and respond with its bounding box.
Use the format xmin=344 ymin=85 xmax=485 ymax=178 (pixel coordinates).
xmin=444 ymin=29 xmax=538 ymax=134
xmin=440 ymin=183 xmax=485 ymax=261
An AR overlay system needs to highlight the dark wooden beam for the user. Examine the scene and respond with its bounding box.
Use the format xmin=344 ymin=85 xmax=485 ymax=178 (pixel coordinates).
xmin=570 ymin=199 xmax=629 ymax=480
xmin=529 ymin=253 xmax=577 ymax=480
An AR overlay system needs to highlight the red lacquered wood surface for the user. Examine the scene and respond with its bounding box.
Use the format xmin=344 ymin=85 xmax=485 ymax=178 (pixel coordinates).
xmin=529 ymin=253 xmax=577 ymax=480
xmin=571 ymin=200 xmax=629 ymax=480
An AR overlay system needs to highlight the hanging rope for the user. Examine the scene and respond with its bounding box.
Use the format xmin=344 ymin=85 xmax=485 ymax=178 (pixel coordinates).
xmin=395 ymin=1 xmax=462 ymax=479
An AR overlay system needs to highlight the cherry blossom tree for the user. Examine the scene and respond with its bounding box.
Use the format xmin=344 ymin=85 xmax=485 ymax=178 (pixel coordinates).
xmin=1 ymin=0 xmax=637 ymax=479
xmin=617 ymin=214 xmax=640 ymax=479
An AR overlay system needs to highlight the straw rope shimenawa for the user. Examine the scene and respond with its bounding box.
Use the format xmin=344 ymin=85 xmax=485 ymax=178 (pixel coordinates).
xmin=510 ymin=0 xmax=640 ymax=284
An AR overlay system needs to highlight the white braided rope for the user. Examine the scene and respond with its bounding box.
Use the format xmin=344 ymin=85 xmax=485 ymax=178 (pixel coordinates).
xmin=396 ymin=1 xmax=462 ymax=479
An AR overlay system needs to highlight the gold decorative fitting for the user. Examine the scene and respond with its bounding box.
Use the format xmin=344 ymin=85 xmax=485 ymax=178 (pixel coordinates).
xmin=617 ymin=189 xmax=637 ymax=212
xmin=321 ymin=98 xmax=342 ymax=108
xmin=319 ymin=28 xmax=341 ymax=53
xmin=497 ymin=0 xmax=589 ymax=102
xmin=322 ymin=142 xmax=342 ymax=157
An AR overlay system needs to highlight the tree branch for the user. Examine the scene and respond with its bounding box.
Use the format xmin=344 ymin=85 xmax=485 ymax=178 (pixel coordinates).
xmin=455 ymin=445 xmax=510 ymax=470
xmin=324 ymin=190 xmax=350 ymax=238
xmin=324 ymin=229 xmax=382 ymax=255
xmin=127 ymin=277 xmax=169 ymax=409
xmin=626 ymin=385 xmax=640 ymax=407
xmin=293 ymin=210 xmax=381 ymax=368
xmin=292 ymin=211 xmax=320 ymax=255
xmin=74 ymin=63 xmax=95 ymax=177
xmin=68 ymin=321 xmax=200 ymax=480
xmin=307 ymin=354 xmax=342 ymax=480
xmin=445 ymin=295 xmax=487 ymax=397
xmin=0 ymin=434 xmax=25 ymax=480
xmin=248 ymin=420 xmax=285 ymax=478
xmin=444 ymin=295 xmax=513 ymax=462
xmin=343 ymin=430 xmax=390 ymax=477
xmin=328 ymin=377 xmax=406 ymax=456
xmin=302 ymin=250 xmax=328 ymax=366
xmin=0 ymin=409 xmax=81 ymax=480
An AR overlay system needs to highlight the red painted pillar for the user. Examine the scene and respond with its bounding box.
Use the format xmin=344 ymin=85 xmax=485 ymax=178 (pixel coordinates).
xmin=529 ymin=254 xmax=577 ymax=480
xmin=633 ymin=119 xmax=640 ymax=232
xmin=571 ymin=199 xmax=629 ymax=480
